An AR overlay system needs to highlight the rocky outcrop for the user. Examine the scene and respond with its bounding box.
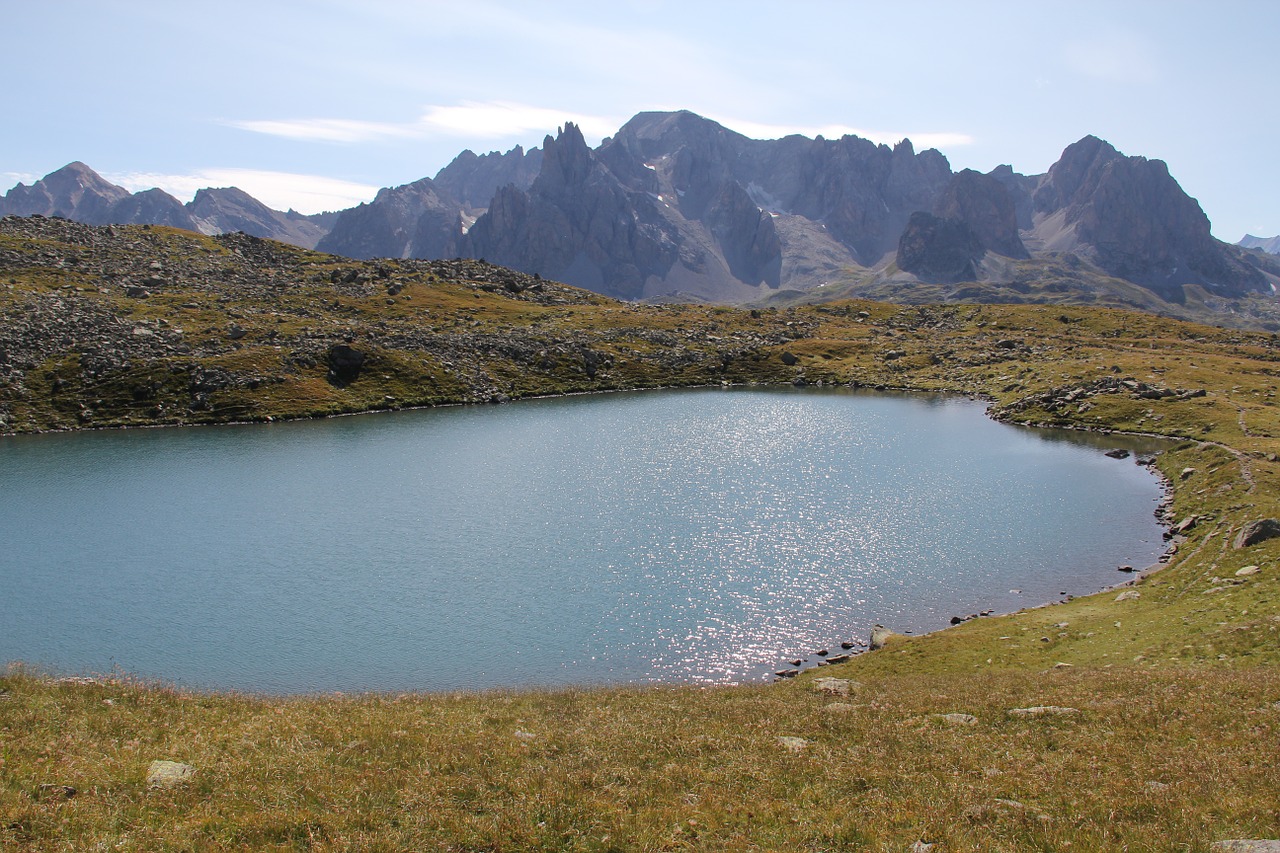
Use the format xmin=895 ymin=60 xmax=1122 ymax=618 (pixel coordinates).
xmin=896 ymin=211 xmax=985 ymax=282
xmin=187 ymin=187 xmax=333 ymax=250
xmin=1029 ymin=136 xmax=1266 ymax=299
xmin=457 ymin=123 xmax=683 ymax=300
xmin=317 ymin=177 xmax=463 ymax=260
xmin=433 ymin=145 xmax=543 ymax=210
xmin=933 ymin=169 xmax=1028 ymax=259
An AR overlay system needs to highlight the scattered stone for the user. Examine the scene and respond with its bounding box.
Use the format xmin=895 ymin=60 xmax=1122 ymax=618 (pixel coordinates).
xmin=1180 ymin=467 xmax=1197 ymax=480
xmin=513 ymin=730 xmax=537 ymax=741
xmin=777 ymin=736 xmax=810 ymax=753
xmin=1210 ymin=843 xmax=1280 ymax=852
xmin=909 ymin=842 xmax=937 ymax=853
xmin=825 ymin=653 xmax=851 ymax=664
xmin=1236 ymin=565 xmax=1261 ymax=577
xmin=812 ymin=677 xmax=858 ymax=697
xmin=146 ymin=760 xmax=196 ymax=789
xmin=1053 ymin=662 xmax=1074 ymax=669
xmin=33 ymin=784 xmax=76 ymax=802
xmin=1115 ymin=590 xmax=1141 ymax=602
xmin=869 ymin=624 xmax=897 ymax=650
xmin=934 ymin=713 xmax=978 ymax=726
xmin=823 ymin=702 xmax=858 ymax=714
xmin=1008 ymin=706 xmax=1080 ymax=718
xmin=775 ymin=669 xmax=799 ymax=678
xmin=1175 ymin=516 xmax=1201 ymax=535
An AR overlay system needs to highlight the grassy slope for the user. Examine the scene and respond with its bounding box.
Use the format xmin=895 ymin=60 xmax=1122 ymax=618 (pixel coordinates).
xmin=2 ymin=223 xmax=1279 ymax=850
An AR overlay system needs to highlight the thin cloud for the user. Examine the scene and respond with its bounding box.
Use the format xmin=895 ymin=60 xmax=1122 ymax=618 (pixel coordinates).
xmin=227 ymin=101 xmax=622 ymax=145
xmin=1 ymin=171 xmax=38 ymax=187
xmin=226 ymin=101 xmax=974 ymax=153
xmin=106 ymin=169 xmax=380 ymax=215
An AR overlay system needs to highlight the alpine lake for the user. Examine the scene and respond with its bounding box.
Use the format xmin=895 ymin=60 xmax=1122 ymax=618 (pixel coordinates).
xmin=0 ymin=386 xmax=1171 ymax=693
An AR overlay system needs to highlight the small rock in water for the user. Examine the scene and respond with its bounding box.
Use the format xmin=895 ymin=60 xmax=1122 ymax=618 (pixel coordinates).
xmin=775 ymin=669 xmax=799 ymax=678
xmin=1104 ymin=448 xmax=1130 ymax=459
xmin=825 ymin=654 xmax=851 ymax=664
xmin=1117 ymin=564 xmax=1136 ymax=573
xmin=840 ymin=641 xmax=854 ymax=650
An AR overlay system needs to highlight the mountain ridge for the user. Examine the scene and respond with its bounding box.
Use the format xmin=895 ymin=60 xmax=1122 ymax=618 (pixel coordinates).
xmin=4 ymin=111 xmax=1275 ymax=323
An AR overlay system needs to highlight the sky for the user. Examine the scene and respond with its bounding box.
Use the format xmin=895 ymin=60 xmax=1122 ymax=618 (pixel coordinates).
xmin=2 ymin=0 xmax=1276 ymax=241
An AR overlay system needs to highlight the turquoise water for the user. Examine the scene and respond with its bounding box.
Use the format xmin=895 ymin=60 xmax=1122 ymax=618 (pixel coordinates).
xmin=0 ymin=387 xmax=1167 ymax=692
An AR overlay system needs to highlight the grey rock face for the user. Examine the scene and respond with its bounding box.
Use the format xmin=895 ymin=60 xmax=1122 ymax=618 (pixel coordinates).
xmin=896 ymin=211 xmax=985 ymax=282
xmin=933 ymin=169 xmax=1028 ymax=259
xmin=1030 ymin=136 xmax=1266 ymax=300
xmin=318 ymin=178 xmax=463 ymax=260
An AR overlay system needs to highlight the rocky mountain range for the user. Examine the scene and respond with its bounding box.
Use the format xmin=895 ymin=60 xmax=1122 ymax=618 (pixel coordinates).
xmin=4 ymin=111 xmax=1276 ymax=315
xmin=0 ymin=162 xmax=337 ymax=250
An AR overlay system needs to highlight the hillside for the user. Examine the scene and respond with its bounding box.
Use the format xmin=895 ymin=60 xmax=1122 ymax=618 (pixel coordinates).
xmin=2 ymin=215 xmax=1279 ymax=849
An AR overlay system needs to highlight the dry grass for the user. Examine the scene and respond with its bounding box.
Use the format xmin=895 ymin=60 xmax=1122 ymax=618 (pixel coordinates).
xmin=2 ymin=666 xmax=1277 ymax=851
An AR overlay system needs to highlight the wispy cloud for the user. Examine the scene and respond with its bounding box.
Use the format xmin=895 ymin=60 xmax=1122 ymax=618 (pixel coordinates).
xmin=105 ymin=169 xmax=381 ymax=214
xmin=227 ymin=102 xmax=623 ymax=145
xmin=227 ymin=100 xmax=974 ymax=152
xmin=1 ymin=171 xmax=38 ymax=187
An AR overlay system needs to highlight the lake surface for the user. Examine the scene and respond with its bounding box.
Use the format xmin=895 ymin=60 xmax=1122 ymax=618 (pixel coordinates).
xmin=0 ymin=387 xmax=1168 ymax=693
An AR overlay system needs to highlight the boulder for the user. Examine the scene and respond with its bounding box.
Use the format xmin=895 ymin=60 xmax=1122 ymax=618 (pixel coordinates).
xmin=869 ymin=624 xmax=897 ymax=651
xmin=812 ymin=677 xmax=858 ymax=697
xmin=777 ymin=736 xmax=810 ymax=753
xmin=326 ymin=343 xmax=366 ymax=386
xmin=1234 ymin=519 xmax=1280 ymax=549
xmin=146 ymin=760 xmax=196 ymax=789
